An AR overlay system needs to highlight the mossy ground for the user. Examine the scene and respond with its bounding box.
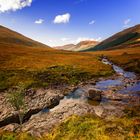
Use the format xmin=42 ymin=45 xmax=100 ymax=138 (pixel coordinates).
xmin=0 ymin=132 xmax=36 ymax=140
xmin=44 ymin=115 xmax=140 ymax=140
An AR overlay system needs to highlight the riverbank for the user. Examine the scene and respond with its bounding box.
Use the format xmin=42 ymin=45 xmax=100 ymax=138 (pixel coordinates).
xmin=0 ymin=58 xmax=140 ymax=139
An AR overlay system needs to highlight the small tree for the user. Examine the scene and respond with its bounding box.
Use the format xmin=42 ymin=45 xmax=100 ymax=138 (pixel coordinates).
xmin=7 ymin=85 xmax=26 ymax=131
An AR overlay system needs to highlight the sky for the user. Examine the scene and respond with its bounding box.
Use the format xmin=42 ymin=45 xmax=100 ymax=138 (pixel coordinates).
xmin=0 ymin=0 xmax=140 ymax=47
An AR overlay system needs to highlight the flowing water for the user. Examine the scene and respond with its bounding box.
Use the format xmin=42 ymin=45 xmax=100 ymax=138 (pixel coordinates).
xmin=42 ymin=58 xmax=140 ymax=113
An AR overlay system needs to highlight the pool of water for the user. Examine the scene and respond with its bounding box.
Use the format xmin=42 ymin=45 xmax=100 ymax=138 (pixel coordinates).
xmin=65 ymin=88 xmax=86 ymax=99
xmin=119 ymin=81 xmax=140 ymax=94
xmin=95 ymin=79 xmax=122 ymax=90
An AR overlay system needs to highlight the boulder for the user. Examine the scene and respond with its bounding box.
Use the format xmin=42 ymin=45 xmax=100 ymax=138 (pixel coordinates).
xmin=87 ymin=89 xmax=102 ymax=101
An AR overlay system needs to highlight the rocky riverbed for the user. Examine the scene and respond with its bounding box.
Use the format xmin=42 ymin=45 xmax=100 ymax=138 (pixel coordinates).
xmin=0 ymin=58 xmax=140 ymax=137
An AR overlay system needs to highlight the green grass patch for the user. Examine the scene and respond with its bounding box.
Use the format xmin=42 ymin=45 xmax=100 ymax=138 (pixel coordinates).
xmin=0 ymin=132 xmax=36 ymax=140
xmin=44 ymin=114 xmax=140 ymax=140
xmin=0 ymin=63 xmax=114 ymax=91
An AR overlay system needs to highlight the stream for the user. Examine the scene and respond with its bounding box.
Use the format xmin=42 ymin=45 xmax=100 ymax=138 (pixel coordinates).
xmin=42 ymin=58 xmax=140 ymax=113
xmin=17 ymin=57 xmax=140 ymax=136
xmin=1 ymin=58 xmax=140 ymax=133
xmin=1 ymin=58 xmax=139 ymax=134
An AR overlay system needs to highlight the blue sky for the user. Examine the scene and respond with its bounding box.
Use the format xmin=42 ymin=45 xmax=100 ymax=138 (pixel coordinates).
xmin=0 ymin=0 xmax=140 ymax=47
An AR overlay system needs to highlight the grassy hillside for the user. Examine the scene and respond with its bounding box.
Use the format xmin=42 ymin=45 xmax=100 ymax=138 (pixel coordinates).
xmin=89 ymin=46 xmax=140 ymax=74
xmin=85 ymin=24 xmax=140 ymax=51
xmin=0 ymin=25 xmax=50 ymax=48
xmin=75 ymin=40 xmax=98 ymax=51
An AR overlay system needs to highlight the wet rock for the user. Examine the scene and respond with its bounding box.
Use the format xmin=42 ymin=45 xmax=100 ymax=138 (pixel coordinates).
xmin=25 ymin=88 xmax=36 ymax=97
xmin=0 ymin=93 xmax=15 ymax=123
xmin=22 ymin=99 xmax=96 ymax=137
xmin=87 ymin=89 xmax=102 ymax=101
xmin=2 ymin=123 xmax=19 ymax=132
xmin=102 ymin=90 xmax=129 ymax=101
xmin=128 ymin=96 xmax=140 ymax=106
xmin=100 ymin=103 xmax=125 ymax=119
xmin=0 ymin=89 xmax=64 ymax=128
xmin=90 ymin=81 xmax=96 ymax=85
xmin=0 ymin=112 xmax=19 ymax=127
xmin=93 ymin=106 xmax=104 ymax=117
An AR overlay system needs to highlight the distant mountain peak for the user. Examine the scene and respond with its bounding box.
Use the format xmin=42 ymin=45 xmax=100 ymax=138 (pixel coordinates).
xmin=55 ymin=40 xmax=99 ymax=51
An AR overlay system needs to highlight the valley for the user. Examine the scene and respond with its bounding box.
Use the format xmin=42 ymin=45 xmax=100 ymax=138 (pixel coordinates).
xmin=0 ymin=24 xmax=140 ymax=140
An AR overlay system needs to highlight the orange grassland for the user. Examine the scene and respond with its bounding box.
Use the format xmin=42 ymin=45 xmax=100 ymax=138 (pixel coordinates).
xmin=0 ymin=45 xmax=111 ymax=73
xmin=0 ymin=45 xmax=140 ymax=90
xmin=89 ymin=46 xmax=140 ymax=74
xmin=0 ymin=45 xmax=113 ymax=90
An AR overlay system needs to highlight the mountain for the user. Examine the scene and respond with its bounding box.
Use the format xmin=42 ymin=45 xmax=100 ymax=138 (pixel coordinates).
xmin=55 ymin=40 xmax=98 ymax=51
xmin=84 ymin=24 xmax=140 ymax=51
xmin=75 ymin=40 xmax=99 ymax=51
xmin=54 ymin=44 xmax=76 ymax=51
xmin=0 ymin=25 xmax=50 ymax=48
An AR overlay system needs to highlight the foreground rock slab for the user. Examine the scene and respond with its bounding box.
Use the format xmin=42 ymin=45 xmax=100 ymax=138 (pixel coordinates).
xmin=0 ymin=88 xmax=69 ymax=127
xmin=21 ymin=99 xmax=96 ymax=137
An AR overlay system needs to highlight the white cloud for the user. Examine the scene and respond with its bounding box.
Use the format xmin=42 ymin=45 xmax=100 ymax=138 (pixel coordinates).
xmin=74 ymin=37 xmax=101 ymax=44
xmin=123 ymin=18 xmax=131 ymax=28
xmin=0 ymin=0 xmax=32 ymax=13
xmin=89 ymin=20 xmax=95 ymax=25
xmin=59 ymin=37 xmax=102 ymax=45
xmin=47 ymin=36 xmax=102 ymax=47
xmin=53 ymin=13 xmax=71 ymax=24
xmin=35 ymin=19 xmax=44 ymax=24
